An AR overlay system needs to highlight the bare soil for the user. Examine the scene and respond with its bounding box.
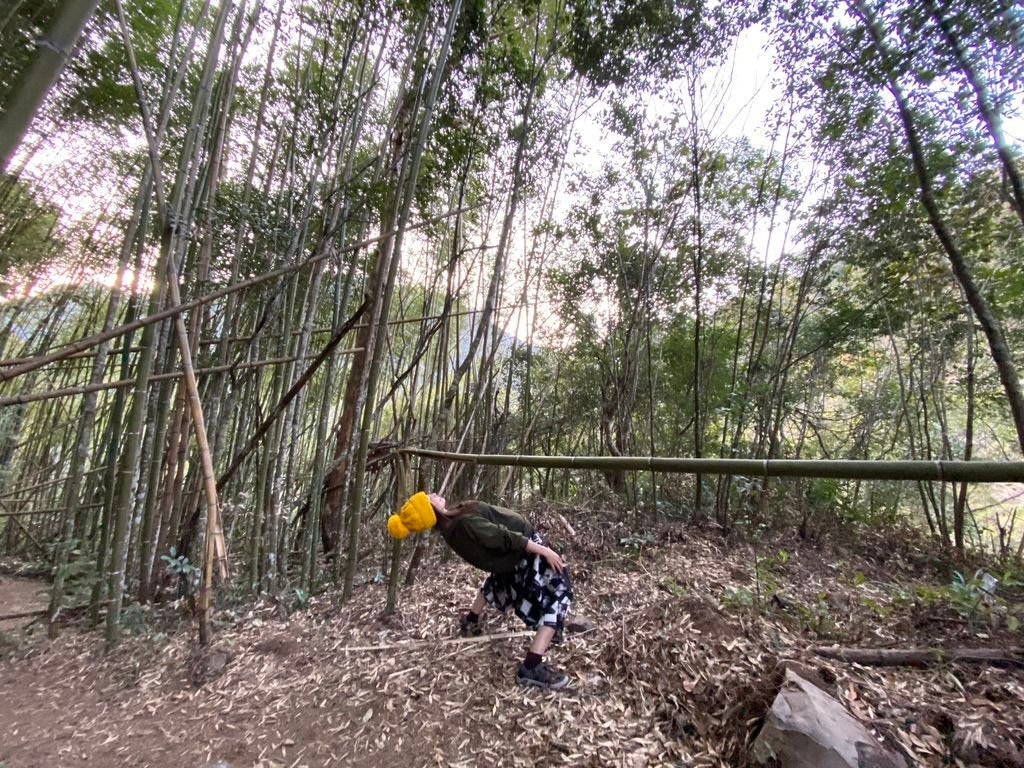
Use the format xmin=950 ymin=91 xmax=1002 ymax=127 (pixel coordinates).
xmin=0 ymin=575 xmax=46 ymax=631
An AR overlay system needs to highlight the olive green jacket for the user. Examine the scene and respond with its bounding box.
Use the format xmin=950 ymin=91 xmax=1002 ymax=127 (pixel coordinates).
xmin=438 ymin=501 xmax=534 ymax=574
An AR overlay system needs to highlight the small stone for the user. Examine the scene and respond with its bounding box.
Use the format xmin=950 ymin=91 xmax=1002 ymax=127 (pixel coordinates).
xmin=207 ymin=652 xmax=228 ymax=674
xmin=566 ymin=615 xmax=597 ymax=633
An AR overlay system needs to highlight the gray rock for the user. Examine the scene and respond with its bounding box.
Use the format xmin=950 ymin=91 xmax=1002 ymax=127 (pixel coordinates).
xmin=752 ymin=669 xmax=907 ymax=768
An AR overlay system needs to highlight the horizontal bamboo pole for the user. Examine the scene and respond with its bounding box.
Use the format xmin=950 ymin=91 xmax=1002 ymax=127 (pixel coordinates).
xmin=197 ymin=306 xmax=505 ymax=346
xmin=0 ymin=349 xmax=363 ymax=407
xmin=0 ymin=503 xmax=102 ymax=518
xmin=0 ymin=609 xmax=47 ymax=621
xmin=0 ymin=502 xmax=102 ymax=518
xmin=0 ymin=307 xmax=497 ymax=367
xmin=0 ymin=465 xmax=107 ymax=499
xmin=0 ymin=346 xmax=145 ymax=366
xmin=0 ymin=202 xmax=479 ymax=383
xmin=401 ymin=448 xmax=1024 ymax=483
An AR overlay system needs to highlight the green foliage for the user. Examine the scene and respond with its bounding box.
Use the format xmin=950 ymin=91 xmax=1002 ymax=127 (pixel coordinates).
xmin=67 ymin=0 xmax=180 ymax=125
xmin=721 ymin=585 xmax=756 ymax=609
xmin=291 ymin=587 xmax=310 ymax=611
xmin=894 ymin=569 xmax=1023 ymax=632
xmin=789 ymin=591 xmax=837 ymax=638
xmin=659 ymin=576 xmax=687 ymax=597
xmin=0 ymin=176 xmax=63 ymax=293
xmin=720 ymin=551 xmax=789 ymax=614
xmin=161 ymin=547 xmax=199 ymax=595
xmin=619 ymin=531 xmax=657 ymax=552
xmin=568 ymin=0 xmax=757 ymax=88
xmin=120 ymin=603 xmax=149 ymax=636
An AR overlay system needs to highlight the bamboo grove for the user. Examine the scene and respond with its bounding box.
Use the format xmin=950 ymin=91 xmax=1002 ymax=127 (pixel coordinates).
xmin=0 ymin=0 xmax=1022 ymax=646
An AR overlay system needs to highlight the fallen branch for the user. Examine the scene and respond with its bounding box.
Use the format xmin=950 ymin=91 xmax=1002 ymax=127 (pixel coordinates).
xmin=0 ymin=601 xmax=93 ymax=624
xmin=811 ymin=645 xmax=1024 ymax=668
xmin=333 ymin=630 xmax=532 ymax=653
xmin=0 ymin=608 xmax=47 ymax=622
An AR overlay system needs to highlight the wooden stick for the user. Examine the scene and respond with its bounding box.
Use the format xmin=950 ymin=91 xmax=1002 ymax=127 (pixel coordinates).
xmin=163 ymin=261 xmax=228 ymax=647
xmin=335 ymin=630 xmax=533 ymax=653
xmin=811 ymin=646 xmax=1024 ymax=668
xmin=0 ymin=608 xmax=47 ymax=621
xmin=0 ymin=346 xmax=145 ymax=366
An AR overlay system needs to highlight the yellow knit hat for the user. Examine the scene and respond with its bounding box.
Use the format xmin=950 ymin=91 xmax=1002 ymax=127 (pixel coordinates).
xmin=386 ymin=491 xmax=437 ymax=539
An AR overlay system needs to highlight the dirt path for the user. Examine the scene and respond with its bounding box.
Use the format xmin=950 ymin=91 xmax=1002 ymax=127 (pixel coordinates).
xmin=1 ymin=514 xmax=1022 ymax=767
xmin=0 ymin=575 xmax=47 ymax=631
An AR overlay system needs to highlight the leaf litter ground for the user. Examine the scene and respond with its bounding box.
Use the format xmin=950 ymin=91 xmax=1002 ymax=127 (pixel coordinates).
xmin=1 ymin=502 xmax=1022 ymax=767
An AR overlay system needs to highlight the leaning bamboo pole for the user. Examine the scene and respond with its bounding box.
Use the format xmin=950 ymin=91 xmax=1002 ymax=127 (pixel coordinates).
xmin=400 ymin=448 xmax=1024 ymax=484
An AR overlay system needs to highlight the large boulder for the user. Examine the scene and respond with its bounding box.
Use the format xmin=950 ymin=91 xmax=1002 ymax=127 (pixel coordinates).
xmin=752 ymin=668 xmax=907 ymax=768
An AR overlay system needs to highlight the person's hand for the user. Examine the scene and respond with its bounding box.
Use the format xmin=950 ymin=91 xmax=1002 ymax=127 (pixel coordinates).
xmin=542 ymin=546 xmax=565 ymax=574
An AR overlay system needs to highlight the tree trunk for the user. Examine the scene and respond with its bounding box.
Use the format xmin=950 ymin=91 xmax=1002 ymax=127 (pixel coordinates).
xmin=858 ymin=1 xmax=1024 ymax=458
xmin=0 ymin=0 xmax=102 ymax=170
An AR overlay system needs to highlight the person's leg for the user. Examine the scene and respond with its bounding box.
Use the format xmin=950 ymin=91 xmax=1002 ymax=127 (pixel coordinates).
xmin=470 ymin=590 xmax=486 ymax=615
xmin=511 ymin=533 xmax=573 ymax=689
xmin=517 ymin=623 xmax=568 ymax=689
xmin=529 ymin=625 xmax=556 ymax=656
xmin=459 ymin=589 xmax=487 ymax=636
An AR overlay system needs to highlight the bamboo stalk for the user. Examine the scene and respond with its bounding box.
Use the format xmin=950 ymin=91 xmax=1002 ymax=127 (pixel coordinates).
xmin=0 ymin=0 xmax=103 ymax=171
xmin=400 ymin=448 xmax=1024 ymax=483
xmin=384 ymin=453 xmax=411 ymax=614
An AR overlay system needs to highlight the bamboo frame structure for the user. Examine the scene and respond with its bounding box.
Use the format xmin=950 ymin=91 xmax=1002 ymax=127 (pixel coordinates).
xmin=0 ymin=350 xmax=364 ymax=407
xmin=0 ymin=503 xmax=102 ymax=518
xmin=401 ymin=448 xmax=1024 ymax=483
xmin=194 ymin=306 xmax=506 ymax=346
xmin=0 ymin=203 xmax=480 ymax=384
xmin=0 ymin=466 xmax=108 ymax=499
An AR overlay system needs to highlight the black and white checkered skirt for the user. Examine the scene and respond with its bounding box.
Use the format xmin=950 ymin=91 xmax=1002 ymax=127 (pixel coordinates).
xmin=481 ymin=532 xmax=573 ymax=630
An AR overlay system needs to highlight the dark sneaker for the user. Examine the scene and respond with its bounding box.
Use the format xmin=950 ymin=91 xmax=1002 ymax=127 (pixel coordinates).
xmin=516 ymin=661 xmax=569 ymax=690
xmin=459 ymin=614 xmax=482 ymax=637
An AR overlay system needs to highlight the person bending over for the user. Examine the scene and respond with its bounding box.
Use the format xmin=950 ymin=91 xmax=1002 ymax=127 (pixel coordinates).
xmin=387 ymin=491 xmax=573 ymax=690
